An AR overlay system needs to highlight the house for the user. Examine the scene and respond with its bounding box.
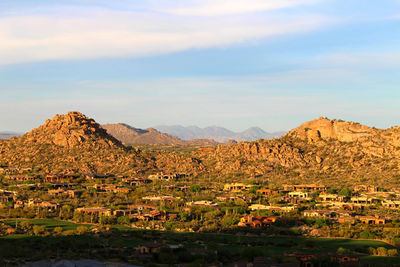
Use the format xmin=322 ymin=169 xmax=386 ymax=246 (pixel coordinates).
xmin=283 ymin=184 xmax=327 ymax=192
xmin=248 ymin=204 xmax=270 ymax=211
xmin=130 ymin=203 xmax=158 ymax=211
xmin=112 ymin=209 xmax=135 ymax=217
xmin=148 ymin=172 xmax=186 ymax=181
xmin=122 ymin=177 xmax=151 ymax=186
xmin=45 ymin=174 xmax=65 ymax=183
xmin=131 ymin=210 xmax=163 ymax=221
xmin=279 ymin=196 xmax=309 ymax=204
xmin=186 ymin=200 xmax=219 ymax=208
xmin=27 ymin=199 xmax=41 ymax=206
xmin=143 ymin=195 xmax=181 ymax=202
xmin=350 ymin=196 xmax=375 ymax=204
xmin=137 ymin=242 xmax=167 ymax=254
xmin=256 ymin=189 xmax=280 ymax=197
xmin=216 ymin=195 xmax=252 ymax=202
xmin=76 ymin=207 xmax=112 ymax=216
xmin=382 ymin=200 xmax=400 ymax=208
xmin=50 ymin=182 xmax=77 ymax=189
xmin=357 ymin=215 xmax=386 ymax=225
xmin=39 ymin=201 xmax=59 ymax=211
xmin=327 ymin=201 xmax=364 ymax=210
xmin=353 ymin=185 xmax=378 ymax=193
xmin=48 ymin=188 xmax=79 ymax=198
xmin=238 ymin=214 xmax=278 ymax=228
xmin=224 ymin=183 xmax=252 ymax=192
xmin=248 ymin=204 xmax=296 ymax=212
xmin=319 ymin=193 xmax=347 ymax=202
xmin=303 ymin=210 xmax=336 ymax=218
xmin=288 ymin=191 xmax=311 ymax=199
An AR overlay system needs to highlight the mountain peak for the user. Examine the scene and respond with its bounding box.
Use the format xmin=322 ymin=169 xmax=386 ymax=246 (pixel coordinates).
xmin=22 ymin=111 xmax=123 ymax=148
xmin=287 ymin=117 xmax=380 ymax=143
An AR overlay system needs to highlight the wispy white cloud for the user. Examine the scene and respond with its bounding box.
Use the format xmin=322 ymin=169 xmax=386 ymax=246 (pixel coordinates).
xmin=161 ymin=0 xmax=320 ymax=16
xmin=0 ymin=2 xmax=331 ymax=65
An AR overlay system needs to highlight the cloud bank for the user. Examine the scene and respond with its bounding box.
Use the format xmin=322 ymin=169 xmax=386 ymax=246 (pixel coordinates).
xmin=0 ymin=1 xmax=329 ymax=65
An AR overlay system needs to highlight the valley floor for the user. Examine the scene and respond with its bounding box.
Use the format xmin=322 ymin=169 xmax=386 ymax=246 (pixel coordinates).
xmin=1 ymin=218 xmax=400 ymax=266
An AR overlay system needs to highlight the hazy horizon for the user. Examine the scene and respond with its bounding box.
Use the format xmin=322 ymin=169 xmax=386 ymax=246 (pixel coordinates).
xmin=1 ymin=0 xmax=399 ymax=132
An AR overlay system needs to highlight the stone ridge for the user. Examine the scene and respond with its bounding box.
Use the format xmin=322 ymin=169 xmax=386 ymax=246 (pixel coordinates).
xmin=287 ymin=116 xmax=400 ymax=145
xmin=22 ymin=111 xmax=123 ymax=148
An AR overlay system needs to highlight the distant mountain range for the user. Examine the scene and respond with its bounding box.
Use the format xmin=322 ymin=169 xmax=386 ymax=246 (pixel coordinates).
xmin=0 ymin=131 xmax=21 ymax=140
xmin=0 ymin=125 xmax=284 ymax=144
xmin=153 ymin=125 xmax=285 ymax=142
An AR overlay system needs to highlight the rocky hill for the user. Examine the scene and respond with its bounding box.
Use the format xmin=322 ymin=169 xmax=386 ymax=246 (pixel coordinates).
xmin=196 ymin=117 xmax=400 ymax=187
xmin=287 ymin=116 xmax=397 ymax=143
xmin=24 ymin=111 xmax=125 ymax=149
xmin=287 ymin=117 xmax=400 ymax=158
xmin=102 ymin=123 xmax=217 ymax=146
xmin=0 ymin=112 xmax=203 ymax=175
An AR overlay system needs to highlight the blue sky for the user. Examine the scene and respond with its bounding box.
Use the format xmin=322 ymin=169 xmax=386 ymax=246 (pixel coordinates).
xmin=0 ymin=0 xmax=399 ymax=133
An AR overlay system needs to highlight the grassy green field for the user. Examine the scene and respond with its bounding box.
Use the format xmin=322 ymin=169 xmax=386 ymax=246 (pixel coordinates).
xmin=1 ymin=219 xmax=399 ymax=266
xmin=3 ymin=219 xmax=93 ymax=231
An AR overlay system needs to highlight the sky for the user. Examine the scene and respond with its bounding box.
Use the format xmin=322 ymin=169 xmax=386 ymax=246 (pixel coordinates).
xmin=0 ymin=0 xmax=399 ymax=133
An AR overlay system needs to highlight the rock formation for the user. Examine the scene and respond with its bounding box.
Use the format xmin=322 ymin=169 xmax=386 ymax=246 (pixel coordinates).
xmin=0 ymin=112 xmax=203 ymax=175
xmin=22 ymin=111 xmax=123 ymax=149
xmin=287 ymin=116 xmax=400 ymax=146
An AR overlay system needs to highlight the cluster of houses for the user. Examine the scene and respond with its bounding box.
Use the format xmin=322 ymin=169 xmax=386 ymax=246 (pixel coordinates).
xmin=12 ymin=199 xmax=60 ymax=211
xmin=2 ymin=165 xmax=400 ymax=232
xmin=233 ymin=183 xmax=400 ymax=228
xmin=76 ymin=203 xmax=177 ymax=222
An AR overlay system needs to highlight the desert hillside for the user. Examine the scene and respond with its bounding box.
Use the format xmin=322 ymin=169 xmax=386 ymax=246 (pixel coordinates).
xmin=102 ymin=123 xmax=217 ymax=146
xmin=0 ymin=112 xmax=203 ymax=175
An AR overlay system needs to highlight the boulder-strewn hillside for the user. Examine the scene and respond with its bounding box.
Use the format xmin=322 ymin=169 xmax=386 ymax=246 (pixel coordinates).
xmin=287 ymin=117 xmax=400 ymax=158
xmin=287 ymin=116 xmax=400 ymax=144
xmin=196 ymin=117 xmax=400 ymax=187
xmin=2 ymin=114 xmax=400 ymax=187
xmin=25 ymin=111 xmax=124 ymax=149
xmin=0 ymin=112 xmax=203 ymax=175
xmin=154 ymin=125 xmax=284 ymax=142
xmin=102 ymin=123 xmax=217 ymax=146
